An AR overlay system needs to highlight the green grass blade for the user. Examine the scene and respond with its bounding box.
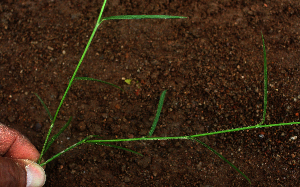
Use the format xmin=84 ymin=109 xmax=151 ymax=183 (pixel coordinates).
xmin=34 ymin=93 xmax=53 ymax=121
xmin=75 ymin=77 xmax=124 ymax=91
xmin=40 ymin=135 xmax=96 ymax=167
xmin=191 ymin=138 xmax=251 ymax=185
xmin=44 ymin=116 xmax=73 ymax=153
xmin=103 ymin=15 xmax=187 ymax=21
xmin=88 ymin=142 xmax=143 ymax=156
xmin=148 ymin=90 xmax=167 ymax=137
xmin=261 ymin=33 xmax=268 ymax=125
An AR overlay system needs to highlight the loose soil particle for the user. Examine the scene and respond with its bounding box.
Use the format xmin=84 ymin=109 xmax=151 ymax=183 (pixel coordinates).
xmin=1 ymin=0 xmax=300 ymax=186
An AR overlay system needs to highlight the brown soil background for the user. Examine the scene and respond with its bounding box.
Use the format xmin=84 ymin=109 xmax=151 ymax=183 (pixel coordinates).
xmin=1 ymin=0 xmax=300 ymax=186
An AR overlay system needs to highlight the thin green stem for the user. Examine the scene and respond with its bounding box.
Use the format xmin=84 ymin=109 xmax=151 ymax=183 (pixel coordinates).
xmin=38 ymin=0 xmax=108 ymax=164
xmin=97 ymin=0 xmax=107 ymax=25
xmin=52 ymin=0 xmax=106 ymax=130
xmin=40 ymin=135 xmax=94 ymax=167
xmin=262 ymin=33 xmax=268 ymax=123
xmin=257 ymin=33 xmax=268 ymax=126
xmin=85 ymin=122 xmax=299 ymax=143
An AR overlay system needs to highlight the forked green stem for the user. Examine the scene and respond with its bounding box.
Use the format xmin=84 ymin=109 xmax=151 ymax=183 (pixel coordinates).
xmin=35 ymin=1 xmax=298 ymax=185
xmin=37 ymin=0 xmax=187 ymax=165
xmin=38 ymin=0 xmax=108 ymax=164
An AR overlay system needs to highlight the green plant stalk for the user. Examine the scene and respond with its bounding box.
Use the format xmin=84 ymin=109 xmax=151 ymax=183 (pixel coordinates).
xmin=84 ymin=122 xmax=299 ymax=143
xmin=50 ymin=0 xmax=107 ymax=132
xmin=37 ymin=0 xmax=108 ymax=164
xmin=44 ymin=116 xmax=73 ymax=153
xmin=42 ymin=121 xmax=298 ymax=181
xmin=257 ymin=32 xmax=268 ymax=126
xmin=40 ymin=135 xmax=95 ymax=167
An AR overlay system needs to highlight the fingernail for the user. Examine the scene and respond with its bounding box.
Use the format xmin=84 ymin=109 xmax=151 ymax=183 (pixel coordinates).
xmin=25 ymin=161 xmax=46 ymax=187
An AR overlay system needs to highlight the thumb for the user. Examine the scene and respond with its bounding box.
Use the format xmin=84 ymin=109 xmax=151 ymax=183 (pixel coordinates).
xmin=0 ymin=157 xmax=46 ymax=187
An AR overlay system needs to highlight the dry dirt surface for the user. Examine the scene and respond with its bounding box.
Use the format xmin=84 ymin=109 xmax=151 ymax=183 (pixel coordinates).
xmin=1 ymin=0 xmax=300 ymax=186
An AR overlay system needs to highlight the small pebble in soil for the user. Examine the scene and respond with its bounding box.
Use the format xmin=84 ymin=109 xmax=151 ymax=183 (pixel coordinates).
xmin=124 ymin=176 xmax=130 ymax=183
xmin=259 ymin=134 xmax=264 ymax=138
xmin=34 ymin=122 xmax=42 ymax=132
xmin=47 ymin=46 xmax=54 ymax=51
xmin=8 ymin=115 xmax=16 ymax=123
xmin=77 ymin=121 xmax=86 ymax=131
xmin=137 ymin=156 xmax=151 ymax=168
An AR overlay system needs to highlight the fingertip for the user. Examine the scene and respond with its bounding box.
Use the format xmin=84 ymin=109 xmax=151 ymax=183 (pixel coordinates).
xmin=23 ymin=160 xmax=46 ymax=187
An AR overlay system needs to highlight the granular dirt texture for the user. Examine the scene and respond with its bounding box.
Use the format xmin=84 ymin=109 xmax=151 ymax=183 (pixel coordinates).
xmin=0 ymin=0 xmax=300 ymax=186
